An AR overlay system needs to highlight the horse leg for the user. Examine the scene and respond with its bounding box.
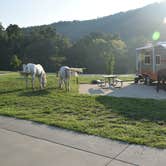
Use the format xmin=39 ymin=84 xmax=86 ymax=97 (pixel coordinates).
xmin=64 ymin=80 xmax=67 ymax=91
xmin=163 ymin=79 xmax=166 ymax=91
xmin=25 ymin=75 xmax=28 ymax=88
xmin=67 ymin=80 xmax=70 ymax=91
xmin=65 ymin=79 xmax=69 ymax=92
xmin=59 ymin=78 xmax=62 ymax=88
xmin=162 ymin=80 xmax=164 ymax=84
xmin=156 ymin=79 xmax=160 ymax=93
xmin=64 ymin=79 xmax=69 ymax=91
xmin=32 ymin=74 xmax=35 ymax=90
xmin=39 ymin=76 xmax=43 ymax=89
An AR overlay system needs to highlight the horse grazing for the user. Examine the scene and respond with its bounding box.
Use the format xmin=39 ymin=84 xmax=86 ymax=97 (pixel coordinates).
xmin=22 ymin=63 xmax=47 ymax=89
xmin=156 ymin=68 xmax=166 ymax=92
xmin=58 ymin=66 xmax=70 ymax=91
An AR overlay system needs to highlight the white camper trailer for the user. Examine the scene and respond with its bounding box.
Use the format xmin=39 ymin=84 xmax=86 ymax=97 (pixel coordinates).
xmin=135 ymin=42 xmax=166 ymax=84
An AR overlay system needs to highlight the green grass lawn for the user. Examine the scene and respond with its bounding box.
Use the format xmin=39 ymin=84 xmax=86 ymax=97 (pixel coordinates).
xmin=0 ymin=72 xmax=166 ymax=148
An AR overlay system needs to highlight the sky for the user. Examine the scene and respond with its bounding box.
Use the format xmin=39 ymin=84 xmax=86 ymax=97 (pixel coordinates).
xmin=0 ymin=0 xmax=164 ymax=28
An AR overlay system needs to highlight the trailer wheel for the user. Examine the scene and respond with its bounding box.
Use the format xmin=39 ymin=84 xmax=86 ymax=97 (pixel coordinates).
xmin=145 ymin=76 xmax=152 ymax=85
xmin=134 ymin=77 xmax=139 ymax=83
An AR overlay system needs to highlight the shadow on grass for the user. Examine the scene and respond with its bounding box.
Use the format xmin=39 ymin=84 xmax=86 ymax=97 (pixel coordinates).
xmin=19 ymin=88 xmax=52 ymax=96
xmin=96 ymin=95 xmax=166 ymax=123
xmin=0 ymin=89 xmax=23 ymax=95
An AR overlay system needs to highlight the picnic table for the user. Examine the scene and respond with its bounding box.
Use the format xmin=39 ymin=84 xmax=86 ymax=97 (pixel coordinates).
xmin=103 ymin=75 xmax=117 ymax=87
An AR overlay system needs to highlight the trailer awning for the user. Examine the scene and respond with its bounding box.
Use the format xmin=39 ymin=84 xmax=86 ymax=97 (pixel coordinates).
xmin=136 ymin=42 xmax=166 ymax=51
xmin=156 ymin=42 xmax=166 ymax=48
xmin=136 ymin=45 xmax=153 ymax=51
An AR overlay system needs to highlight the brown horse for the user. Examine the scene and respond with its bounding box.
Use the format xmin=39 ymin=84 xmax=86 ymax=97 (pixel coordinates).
xmin=156 ymin=68 xmax=166 ymax=92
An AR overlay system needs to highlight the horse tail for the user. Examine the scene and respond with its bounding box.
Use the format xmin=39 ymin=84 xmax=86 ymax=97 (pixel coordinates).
xmin=65 ymin=68 xmax=70 ymax=91
xmin=65 ymin=68 xmax=70 ymax=79
xmin=64 ymin=69 xmax=67 ymax=79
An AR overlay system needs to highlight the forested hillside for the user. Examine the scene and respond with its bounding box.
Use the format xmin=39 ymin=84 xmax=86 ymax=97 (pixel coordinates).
xmin=51 ymin=2 xmax=166 ymax=41
xmin=1 ymin=2 xmax=166 ymax=73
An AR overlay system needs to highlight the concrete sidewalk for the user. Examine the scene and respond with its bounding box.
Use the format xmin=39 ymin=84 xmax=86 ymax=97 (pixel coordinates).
xmin=0 ymin=116 xmax=165 ymax=166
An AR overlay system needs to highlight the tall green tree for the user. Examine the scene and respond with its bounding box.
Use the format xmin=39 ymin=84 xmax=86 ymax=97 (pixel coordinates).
xmin=102 ymin=39 xmax=127 ymax=74
xmin=10 ymin=54 xmax=22 ymax=70
xmin=66 ymin=32 xmax=127 ymax=74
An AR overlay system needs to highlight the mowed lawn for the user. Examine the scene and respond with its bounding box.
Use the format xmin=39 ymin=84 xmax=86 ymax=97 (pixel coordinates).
xmin=0 ymin=72 xmax=166 ymax=148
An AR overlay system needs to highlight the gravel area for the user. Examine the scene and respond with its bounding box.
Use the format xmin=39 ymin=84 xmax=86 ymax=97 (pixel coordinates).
xmin=79 ymin=82 xmax=166 ymax=99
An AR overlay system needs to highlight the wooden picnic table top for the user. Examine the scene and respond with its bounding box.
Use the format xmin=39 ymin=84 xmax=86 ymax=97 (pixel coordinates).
xmin=103 ymin=75 xmax=117 ymax=78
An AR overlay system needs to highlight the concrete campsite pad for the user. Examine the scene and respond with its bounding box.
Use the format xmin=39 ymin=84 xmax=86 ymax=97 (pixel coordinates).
xmin=0 ymin=116 xmax=166 ymax=166
xmin=79 ymin=82 xmax=166 ymax=99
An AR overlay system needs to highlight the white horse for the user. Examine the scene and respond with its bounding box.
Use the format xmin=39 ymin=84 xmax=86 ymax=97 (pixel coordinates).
xmin=58 ymin=66 xmax=83 ymax=91
xmin=58 ymin=66 xmax=70 ymax=91
xmin=22 ymin=63 xmax=47 ymax=89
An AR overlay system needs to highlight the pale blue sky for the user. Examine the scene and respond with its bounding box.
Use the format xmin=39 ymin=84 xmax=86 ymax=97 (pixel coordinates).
xmin=0 ymin=0 xmax=163 ymax=28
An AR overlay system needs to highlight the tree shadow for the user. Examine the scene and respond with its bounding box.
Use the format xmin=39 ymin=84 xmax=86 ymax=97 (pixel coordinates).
xmin=95 ymin=95 xmax=166 ymax=123
xmin=88 ymin=88 xmax=105 ymax=95
xmin=18 ymin=88 xmax=52 ymax=96
xmin=0 ymin=89 xmax=23 ymax=95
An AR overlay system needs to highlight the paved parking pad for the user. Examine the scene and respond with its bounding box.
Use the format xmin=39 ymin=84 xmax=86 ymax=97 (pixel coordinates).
xmin=79 ymin=83 xmax=166 ymax=99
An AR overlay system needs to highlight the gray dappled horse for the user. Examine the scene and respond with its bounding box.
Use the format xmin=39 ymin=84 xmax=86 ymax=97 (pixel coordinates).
xmin=58 ymin=66 xmax=71 ymax=91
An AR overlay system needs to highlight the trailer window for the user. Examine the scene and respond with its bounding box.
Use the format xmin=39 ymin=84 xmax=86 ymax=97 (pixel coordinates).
xmin=156 ymin=55 xmax=160 ymax=64
xmin=144 ymin=56 xmax=150 ymax=64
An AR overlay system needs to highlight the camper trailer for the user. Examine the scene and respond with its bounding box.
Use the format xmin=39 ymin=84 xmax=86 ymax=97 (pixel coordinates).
xmin=135 ymin=42 xmax=166 ymax=84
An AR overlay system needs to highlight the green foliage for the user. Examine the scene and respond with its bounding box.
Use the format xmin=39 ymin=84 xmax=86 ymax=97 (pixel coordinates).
xmin=10 ymin=55 xmax=22 ymax=70
xmin=106 ymin=54 xmax=115 ymax=74
xmin=0 ymin=24 xmax=71 ymax=72
xmin=6 ymin=24 xmax=22 ymax=40
xmin=50 ymin=55 xmax=66 ymax=71
xmin=66 ymin=33 xmax=127 ymax=73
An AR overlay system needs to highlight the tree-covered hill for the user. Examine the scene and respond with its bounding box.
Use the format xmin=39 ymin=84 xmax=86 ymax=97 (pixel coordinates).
xmin=50 ymin=2 xmax=166 ymax=42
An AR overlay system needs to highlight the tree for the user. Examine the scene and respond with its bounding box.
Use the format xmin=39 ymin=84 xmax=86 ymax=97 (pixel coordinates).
xmin=100 ymin=37 xmax=127 ymax=74
xmin=22 ymin=26 xmax=71 ymax=72
xmin=50 ymin=56 xmax=66 ymax=72
xmin=10 ymin=55 xmax=22 ymax=70
xmin=6 ymin=24 xmax=23 ymax=69
xmin=6 ymin=24 xmax=22 ymax=40
xmin=66 ymin=32 xmax=127 ymax=74
xmin=104 ymin=52 xmax=115 ymax=74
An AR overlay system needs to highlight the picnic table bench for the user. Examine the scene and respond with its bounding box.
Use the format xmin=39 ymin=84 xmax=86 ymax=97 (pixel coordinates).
xmin=115 ymin=78 xmax=123 ymax=87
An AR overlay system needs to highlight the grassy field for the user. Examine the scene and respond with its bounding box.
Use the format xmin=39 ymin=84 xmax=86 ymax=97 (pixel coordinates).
xmin=0 ymin=72 xmax=166 ymax=148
